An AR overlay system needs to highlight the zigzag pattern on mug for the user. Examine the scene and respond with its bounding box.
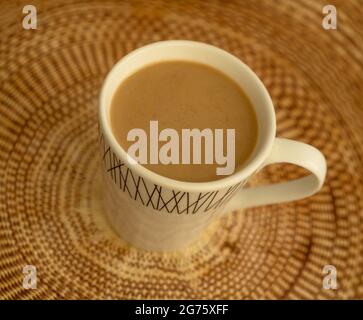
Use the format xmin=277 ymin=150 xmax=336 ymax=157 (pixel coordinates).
xmin=99 ymin=133 xmax=243 ymax=214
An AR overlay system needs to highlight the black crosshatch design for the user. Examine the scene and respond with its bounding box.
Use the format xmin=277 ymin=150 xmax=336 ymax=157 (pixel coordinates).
xmin=99 ymin=132 xmax=243 ymax=214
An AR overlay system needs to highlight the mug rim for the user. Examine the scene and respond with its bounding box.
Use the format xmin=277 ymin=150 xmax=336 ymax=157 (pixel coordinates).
xmin=99 ymin=40 xmax=276 ymax=192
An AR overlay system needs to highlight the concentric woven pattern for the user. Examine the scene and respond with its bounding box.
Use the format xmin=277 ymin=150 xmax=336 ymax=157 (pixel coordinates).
xmin=0 ymin=0 xmax=363 ymax=299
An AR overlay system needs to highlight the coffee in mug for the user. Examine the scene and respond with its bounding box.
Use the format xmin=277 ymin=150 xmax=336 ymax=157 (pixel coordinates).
xmin=110 ymin=61 xmax=258 ymax=182
xmin=99 ymin=41 xmax=327 ymax=251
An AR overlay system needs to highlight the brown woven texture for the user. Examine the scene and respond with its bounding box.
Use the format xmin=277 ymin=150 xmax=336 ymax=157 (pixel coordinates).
xmin=1 ymin=0 xmax=363 ymax=299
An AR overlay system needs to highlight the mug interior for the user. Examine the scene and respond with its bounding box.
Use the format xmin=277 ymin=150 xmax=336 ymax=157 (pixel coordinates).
xmin=99 ymin=40 xmax=276 ymax=192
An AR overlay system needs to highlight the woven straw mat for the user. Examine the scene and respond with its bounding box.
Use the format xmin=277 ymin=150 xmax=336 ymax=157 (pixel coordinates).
xmin=0 ymin=0 xmax=363 ymax=299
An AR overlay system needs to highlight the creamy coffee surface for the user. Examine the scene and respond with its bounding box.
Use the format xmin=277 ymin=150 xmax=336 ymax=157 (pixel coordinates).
xmin=110 ymin=61 xmax=258 ymax=182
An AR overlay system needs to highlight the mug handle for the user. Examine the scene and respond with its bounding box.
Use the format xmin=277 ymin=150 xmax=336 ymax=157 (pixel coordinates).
xmin=226 ymin=138 xmax=327 ymax=209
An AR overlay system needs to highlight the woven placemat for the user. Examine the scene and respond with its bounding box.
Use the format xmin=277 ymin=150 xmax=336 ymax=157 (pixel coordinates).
xmin=0 ymin=0 xmax=362 ymax=299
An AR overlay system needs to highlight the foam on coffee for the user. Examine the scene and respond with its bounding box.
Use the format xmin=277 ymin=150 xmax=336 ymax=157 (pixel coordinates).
xmin=110 ymin=60 xmax=258 ymax=182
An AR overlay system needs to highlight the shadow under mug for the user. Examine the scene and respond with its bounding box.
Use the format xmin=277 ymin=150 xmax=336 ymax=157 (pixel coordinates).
xmin=99 ymin=40 xmax=327 ymax=251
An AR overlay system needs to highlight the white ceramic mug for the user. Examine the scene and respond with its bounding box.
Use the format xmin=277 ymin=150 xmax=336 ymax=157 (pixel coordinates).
xmin=99 ymin=40 xmax=327 ymax=251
